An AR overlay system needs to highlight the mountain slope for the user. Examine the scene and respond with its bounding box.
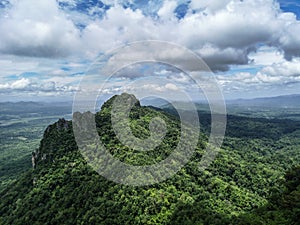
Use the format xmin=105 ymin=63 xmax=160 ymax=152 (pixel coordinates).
xmin=0 ymin=93 xmax=299 ymax=225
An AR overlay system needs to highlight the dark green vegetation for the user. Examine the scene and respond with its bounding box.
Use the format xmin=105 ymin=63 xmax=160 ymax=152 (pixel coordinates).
xmin=0 ymin=102 xmax=71 ymax=191
xmin=0 ymin=94 xmax=299 ymax=224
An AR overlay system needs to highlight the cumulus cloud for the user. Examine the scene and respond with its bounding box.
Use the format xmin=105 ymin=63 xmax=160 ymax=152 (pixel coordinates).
xmin=278 ymin=19 xmax=300 ymax=60
xmin=165 ymin=83 xmax=179 ymax=91
xmin=130 ymin=83 xmax=176 ymax=93
xmin=1 ymin=0 xmax=300 ymax=70
xmin=217 ymin=58 xmax=300 ymax=93
xmin=0 ymin=78 xmax=30 ymax=90
xmin=81 ymin=6 xmax=158 ymax=54
xmin=78 ymin=0 xmax=300 ymax=71
xmin=102 ymin=82 xmax=180 ymax=95
xmin=190 ymin=0 xmax=232 ymax=13
xmin=0 ymin=77 xmax=78 ymax=95
xmin=197 ymin=45 xmax=250 ymax=71
xmin=10 ymin=78 xmax=31 ymax=89
xmin=0 ymin=0 xmax=81 ymax=57
xmin=157 ymin=0 xmax=177 ymax=21
xmin=260 ymin=59 xmax=300 ymax=77
xmin=249 ymin=46 xmax=284 ymax=66
xmin=1 ymin=0 xmax=300 ymax=101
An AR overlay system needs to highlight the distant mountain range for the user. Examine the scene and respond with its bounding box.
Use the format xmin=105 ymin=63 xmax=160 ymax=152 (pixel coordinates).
xmin=0 ymin=101 xmax=72 ymax=116
xmin=140 ymin=94 xmax=300 ymax=109
xmin=1 ymin=94 xmax=299 ymax=110
xmin=227 ymin=94 xmax=300 ymax=108
xmin=140 ymin=96 xmax=170 ymax=107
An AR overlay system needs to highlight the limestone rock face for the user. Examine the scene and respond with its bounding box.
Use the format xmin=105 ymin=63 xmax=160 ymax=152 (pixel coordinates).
xmin=34 ymin=118 xmax=77 ymax=168
xmin=31 ymin=152 xmax=37 ymax=169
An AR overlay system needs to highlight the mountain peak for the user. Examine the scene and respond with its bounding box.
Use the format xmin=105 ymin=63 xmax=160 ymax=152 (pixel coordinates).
xmin=101 ymin=93 xmax=141 ymax=111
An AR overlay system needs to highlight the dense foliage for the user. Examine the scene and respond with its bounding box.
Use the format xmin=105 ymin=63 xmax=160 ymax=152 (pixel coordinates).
xmin=0 ymin=94 xmax=299 ymax=224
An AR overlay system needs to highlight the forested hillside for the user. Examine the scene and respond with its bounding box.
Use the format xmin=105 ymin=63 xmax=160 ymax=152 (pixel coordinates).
xmin=0 ymin=94 xmax=299 ymax=225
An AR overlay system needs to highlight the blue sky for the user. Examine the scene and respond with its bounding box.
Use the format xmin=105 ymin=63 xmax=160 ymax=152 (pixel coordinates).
xmin=0 ymin=0 xmax=300 ymax=101
xmin=278 ymin=0 xmax=300 ymax=19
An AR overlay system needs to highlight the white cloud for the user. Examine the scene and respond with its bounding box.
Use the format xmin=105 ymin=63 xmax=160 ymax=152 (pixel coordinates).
xmin=249 ymin=46 xmax=285 ymax=66
xmin=278 ymin=20 xmax=300 ymax=59
xmin=10 ymin=78 xmax=31 ymax=89
xmin=0 ymin=0 xmax=81 ymax=57
xmin=78 ymin=0 xmax=300 ymax=72
xmin=217 ymin=58 xmax=300 ymax=94
xmin=261 ymin=59 xmax=300 ymax=77
xmin=0 ymin=77 xmax=79 ymax=95
xmin=157 ymin=1 xmax=177 ymax=21
xmin=81 ymin=6 xmax=158 ymax=55
xmin=129 ymin=83 xmax=180 ymax=93
xmin=1 ymin=0 xmax=300 ymax=100
xmin=1 ymin=0 xmax=300 ymax=70
xmin=190 ymin=0 xmax=232 ymax=13
xmin=97 ymin=75 xmax=183 ymax=97
xmin=166 ymin=72 xmax=192 ymax=84
xmin=0 ymin=78 xmax=31 ymax=90
xmin=165 ymin=83 xmax=179 ymax=91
